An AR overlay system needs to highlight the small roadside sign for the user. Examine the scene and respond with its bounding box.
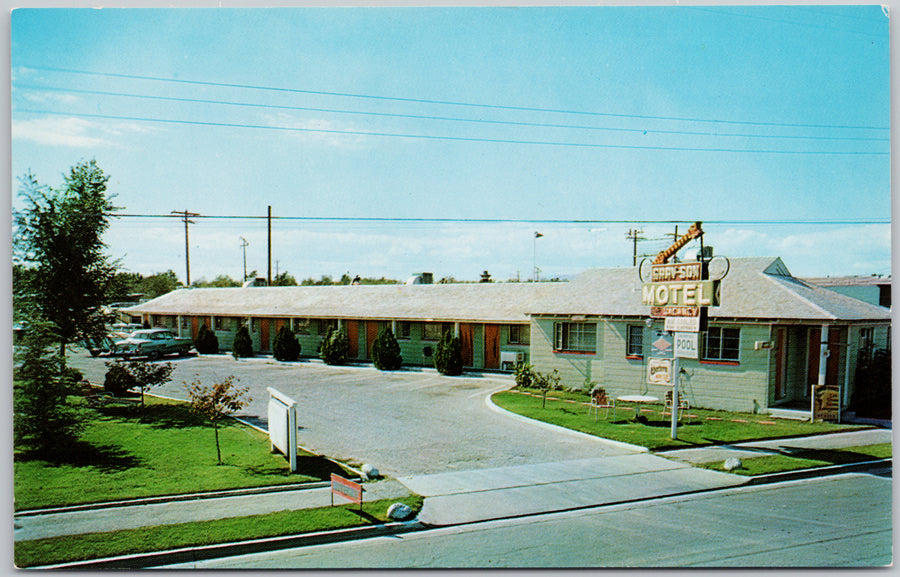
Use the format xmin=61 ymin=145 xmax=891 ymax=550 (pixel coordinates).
xmin=648 ymin=358 xmax=672 ymax=385
xmin=674 ymin=332 xmax=699 ymax=359
xmin=651 ymin=331 xmax=673 ymax=358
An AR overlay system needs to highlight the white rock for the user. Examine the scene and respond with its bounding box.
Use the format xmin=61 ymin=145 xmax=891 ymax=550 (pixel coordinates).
xmin=723 ymin=457 xmax=743 ymax=471
xmin=361 ymin=463 xmax=380 ymax=480
xmin=387 ymin=502 xmax=414 ymax=521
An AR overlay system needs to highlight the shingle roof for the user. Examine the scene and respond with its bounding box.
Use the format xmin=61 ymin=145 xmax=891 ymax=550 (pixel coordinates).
xmin=126 ymin=257 xmax=891 ymax=323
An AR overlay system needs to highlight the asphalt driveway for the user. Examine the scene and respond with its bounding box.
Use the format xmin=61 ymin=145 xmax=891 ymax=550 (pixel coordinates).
xmin=68 ymin=351 xmax=634 ymax=477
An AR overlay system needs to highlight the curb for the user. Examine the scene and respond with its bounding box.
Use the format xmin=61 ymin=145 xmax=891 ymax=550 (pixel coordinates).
xmin=485 ymin=391 xmax=649 ymax=453
xmin=745 ymin=457 xmax=892 ymax=485
xmin=33 ymin=520 xmax=425 ymax=569
xmin=15 ymin=481 xmax=335 ymax=517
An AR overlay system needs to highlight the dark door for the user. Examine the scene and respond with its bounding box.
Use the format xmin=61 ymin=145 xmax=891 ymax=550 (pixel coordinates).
xmin=347 ymin=321 xmax=359 ymax=358
xmin=484 ymin=324 xmax=500 ymax=370
xmin=459 ymin=323 xmax=474 ymax=367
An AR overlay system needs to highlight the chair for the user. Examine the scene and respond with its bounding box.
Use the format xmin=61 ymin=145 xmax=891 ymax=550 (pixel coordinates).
xmin=588 ymin=387 xmax=613 ymax=420
xmin=665 ymin=390 xmax=691 ymax=421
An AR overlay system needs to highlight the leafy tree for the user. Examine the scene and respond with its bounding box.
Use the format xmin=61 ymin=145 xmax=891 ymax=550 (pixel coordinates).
xmin=372 ymin=327 xmax=402 ymax=371
xmin=434 ymin=330 xmax=463 ymax=376
xmin=232 ymin=325 xmax=254 ymax=358
xmin=13 ymin=320 xmax=85 ymax=454
xmin=272 ymin=272 xmax=299 ymax=286
xmin=193 ymin=275 xmax=241 ymax=288
xmin=195 ymin=323 xmax=220 ymax=354
xmin=187 ymin=376 xmax=251 ymax=465
xmin=320 ymin=327 xmax=349 ymax=365
xmin=273 ymin=324 xmax=301 ymax=362
xmin=139 ymin=271 xmax=183 ymax=298
xmin=14 ymin=160 xmax=119 ymax=360
xmin=103 ymin=360 xmax=175 ymax=409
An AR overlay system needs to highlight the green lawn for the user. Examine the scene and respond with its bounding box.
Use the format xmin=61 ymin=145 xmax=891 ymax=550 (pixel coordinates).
xmin=696 ymin=443 xmax=892 ymax=476
xmin=14 ymin=396 xmax=349 ymax=511
xmin=15 ymin=495 xmax=424 ymax=568
xmin=493 ymin=389 xmax=869 ymax=451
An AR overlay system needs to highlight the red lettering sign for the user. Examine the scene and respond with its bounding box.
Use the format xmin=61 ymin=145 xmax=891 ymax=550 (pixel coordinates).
xmin=331 ymin=473 xmax=364 ymax=505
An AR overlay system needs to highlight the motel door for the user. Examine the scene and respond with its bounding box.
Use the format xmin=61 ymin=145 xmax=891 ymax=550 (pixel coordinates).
xmin=484 ymin=324 xmax=500 ymax=370
xmin=774 ymin=327 xmax=787 ymax=401
xmin=459 ymin=323 xmax=474 ymax=367
xmin=365 ymin=322 xmax=379 ymax=360
xmin=346 ymin=321 xmax=360 ymax=358
xmin=260 ymin=318 xmax=271 ymax=352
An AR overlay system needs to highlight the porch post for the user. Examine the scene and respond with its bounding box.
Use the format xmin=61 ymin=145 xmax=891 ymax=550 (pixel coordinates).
xmin=817 ymin=325 xmax=830 ymax=387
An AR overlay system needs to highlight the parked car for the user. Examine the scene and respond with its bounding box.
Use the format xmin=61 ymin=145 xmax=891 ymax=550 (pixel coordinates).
xmin=113 ymin=328 xmax=194 ymax=360
xmin=84 ymin=334 xmax=118 ymax=357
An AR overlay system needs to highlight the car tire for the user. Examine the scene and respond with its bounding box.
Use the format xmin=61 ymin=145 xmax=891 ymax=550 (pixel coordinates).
xmin=149 ymin=350 xmax=162 ymax=361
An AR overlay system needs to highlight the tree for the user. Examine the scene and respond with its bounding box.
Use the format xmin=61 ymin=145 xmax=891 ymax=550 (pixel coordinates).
xmin=193 ymin=275 xmax=240 ymax=288
xmin=320 ymin=327 xmax=349 ymax=365
xmin=103 ymin=360 xmax=175 ymax=409
xmin=14 ymin=160 xmax=119 ymax=360
xmin=372 ymin=327 xmax=402 ymax=371
xmin=272 ymin=272 xmax=298 ymax=286
xmin=13 ymin=320 xmax=85 ymax=455
xmin=187 ymin=376 xmax=251 ymax=465
xmin=273 ymin=324 xmax=301 ymax=362
xmin=139 ymin=271 xmax=183 ymax=298
xmin=434 ymin=330 xmax=463 ymax=376
xmin=232 ymin=325 xmax=254 ymax=358
xmin=195 ymin=323 xmax=220 ymax=354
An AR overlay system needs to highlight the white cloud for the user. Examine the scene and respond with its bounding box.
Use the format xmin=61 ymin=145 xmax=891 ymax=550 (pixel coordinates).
xmin=12 ymin=115 xmax=159 ymax=148
xmin=258 ymin=112 xmax=367 ymax=148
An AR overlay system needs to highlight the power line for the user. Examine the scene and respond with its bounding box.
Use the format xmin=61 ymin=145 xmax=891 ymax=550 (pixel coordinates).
xmin=16 ymin=109 xmax=889 ymax=156
xmin=15 ymin=84 xmax=889 ymax=144
xmin=21 ymin=65 xmax=890 ymax=132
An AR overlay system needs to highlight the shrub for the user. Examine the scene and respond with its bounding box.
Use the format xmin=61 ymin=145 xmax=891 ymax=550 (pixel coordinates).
xmin=103 ymin=363 xmax=137 ymax=397
xmin=320 ymin=328 xmax=349 ymax=365
xmin=232 ymin=325 xmax=254 ymax=359
xmin=273 ymin=325 xmax=301 ymax=362
xmin=372 ymin=327 xmax=402 ymax=370
xmin=195 ymin=323 xmax=219 ymax=354
xmin=850 ymin=348 xmax=891 ymax=419
xmin=434 ymin=330 xmax=463 ymax=376
xmin=514 ymin=362 xmax=537 ymax=388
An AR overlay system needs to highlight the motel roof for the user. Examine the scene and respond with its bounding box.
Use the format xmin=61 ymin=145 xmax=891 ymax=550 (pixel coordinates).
xmin=126 ymin=257 xmax=891 ymax=324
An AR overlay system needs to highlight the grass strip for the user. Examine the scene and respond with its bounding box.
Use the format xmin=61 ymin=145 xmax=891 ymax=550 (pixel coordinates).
xmin=696 ymin=443 xmax=892 ymax=476
xmin=15 ymin=494 xmax=424 ymax=568
xmin=493 ymin=389 xmax=866 ymax=451
xmin=15 ymin=395 xmax=350 ymax=511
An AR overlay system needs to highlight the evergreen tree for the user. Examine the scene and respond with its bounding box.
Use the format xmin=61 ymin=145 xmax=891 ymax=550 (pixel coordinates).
xmin=195 ymin=323 xmax=220 ymax=354
xmin=434 ymin=330 xmax=463 ymax=376
xmin=372 ymin=327 xmax=403 ymax=370
xmin=273 ymin=324 xmax=301 ymax=362
xmin=320 ymin=328 xmax=349 ymax=365
xmin=232 ymin=325 xmax=254 ymax=358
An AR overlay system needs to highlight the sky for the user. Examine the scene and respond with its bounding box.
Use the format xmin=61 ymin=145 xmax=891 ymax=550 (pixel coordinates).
xmin=8 ymin=3 xmax=892 ymax=284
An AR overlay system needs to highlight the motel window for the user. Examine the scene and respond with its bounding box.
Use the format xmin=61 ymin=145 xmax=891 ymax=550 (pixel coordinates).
xmin=214 ymin=317 xmax=226 ymax=331
xmin=508 ymin=325 xmax=530 ymax=345
xmin=424 ymin=322 xmax=451 ymax=341
xmin=180 ymin=316 xmax=191 ymax=330
xmin=397 ymin=321 xmax=412 ymax=340
xmin=318 ymin=319 xmax=338 ymax=336
xmin=627 ymin=326 xmax=643 ymax=357
xmin=293 ymin=318 xmax=311 ymax=335
xmin=704 ymin=327 xmax=741 ymax=362
xmin=859 ymin=327 xmax=875 ymax=364
xmin=554 ymin=322 xmax=596 ymax=353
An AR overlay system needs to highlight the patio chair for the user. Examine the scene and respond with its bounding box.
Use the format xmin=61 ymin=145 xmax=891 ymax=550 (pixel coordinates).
xmin=588 ymin=387 xmax=614 ymax=420
xmin=665 ymin=390 xmax=691 ymax=422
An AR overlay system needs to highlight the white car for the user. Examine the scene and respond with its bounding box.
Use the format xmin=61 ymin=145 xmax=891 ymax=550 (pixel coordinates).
xmin=114 ymin=328 xmax=194 ymax=360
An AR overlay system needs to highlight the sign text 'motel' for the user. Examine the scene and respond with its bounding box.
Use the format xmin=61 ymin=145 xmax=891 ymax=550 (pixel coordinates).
xmin=641 ymin=280 xmax=719 ymax=308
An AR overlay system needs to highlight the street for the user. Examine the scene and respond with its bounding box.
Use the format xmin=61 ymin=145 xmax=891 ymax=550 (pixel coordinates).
xmin=164 ymin=472 xmax=892 ymax=568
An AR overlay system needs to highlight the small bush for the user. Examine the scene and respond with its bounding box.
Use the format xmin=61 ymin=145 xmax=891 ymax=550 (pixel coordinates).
xmin=851 ymin=348 xmax=891 ymax=419
xmin=514 ymin=363 xmax=537 ymax=388
xmin=195 ymin=323 xmax=219 ymax=354
xmin=434 ymin=331 xmax=463 ymax=376
xmin=232 ymin=326 xmax=254 ymax=359
xmin=273 ymin=325 xmax=301 ymax=362
xmin=372 ymin=327 xmax=402 ymax=370
xmin=103 ymin=363 xmax=137 ymax=397
xmin=320 ymin=328 xmax=349 ymax=365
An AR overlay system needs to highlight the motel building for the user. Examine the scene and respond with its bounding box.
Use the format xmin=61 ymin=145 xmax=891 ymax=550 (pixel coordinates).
xmin=125 ymin=256 xmax=890 ymax=417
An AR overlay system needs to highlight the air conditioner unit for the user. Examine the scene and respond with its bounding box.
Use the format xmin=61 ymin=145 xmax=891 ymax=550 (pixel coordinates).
xmin=500 ymin=351 xmax=525 ymax=370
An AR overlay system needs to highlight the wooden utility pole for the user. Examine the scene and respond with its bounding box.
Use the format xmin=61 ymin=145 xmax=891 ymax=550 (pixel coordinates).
xmin=172 ymin=210 xmax=200 ymax=286
xmin=626 ymin=228 xmax=645 ymax=266
xmin=267 ymin=206 xmax=272 ymax=286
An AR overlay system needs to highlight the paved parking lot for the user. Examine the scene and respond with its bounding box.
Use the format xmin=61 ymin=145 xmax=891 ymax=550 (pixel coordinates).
xmin=69 ymin=351 xmax=633 ymax=477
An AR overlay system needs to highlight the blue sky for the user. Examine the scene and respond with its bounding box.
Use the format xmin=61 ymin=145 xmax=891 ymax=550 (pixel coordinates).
xmin=10 ymin=5 xmax=891 ymax=283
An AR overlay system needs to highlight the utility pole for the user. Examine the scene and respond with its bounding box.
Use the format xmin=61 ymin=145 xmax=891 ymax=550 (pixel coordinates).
xmin=626 ymin=228 xmax=645 ymax=266
xmin=172 ymin=210 xmax=200 ymax=286
xmin=267 ymin=206 xmax=272 ymax=286
xmin=240 ymin=237 xmax=249 ymax=281
xmin=533 ymin=231 xmax=543 ymax=282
